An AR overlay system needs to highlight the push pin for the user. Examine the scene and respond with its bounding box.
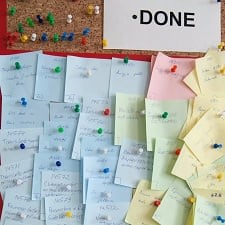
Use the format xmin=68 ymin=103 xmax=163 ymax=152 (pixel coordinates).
xmin=54 ymin=66 xmax=61 ymax=73
xmin=218 ymin=42 xmax=225 ymax=50
xmin=26 ymin=17 xmax=34 ymax=27
xmin=81 ymin=36 xmax=87 ymax=45
xmin=87 ymin=5 xmax=94 ymax=15
xmin=15 ymin=61 xmax=21 ymax=70
xmin=170 ymin=65 xmax=177 ymax=73
xmin=56 ymin=161 xmax=62 ymax=167
xmin=9 ymin=6 xmax=16 ymax=16
xmin=216 ymin=215 xmax=225 ymax=223
xmin=65 ymin=211 xmax=73 ymax=218
xmin=103 ymin=108 xmax=110 ymax=116
xmin=66 ymin=184 xmax=72 ymax=191
xmin=68 ymin=32 xmax=75 ymax=41
xmin=53 ymin=33 xmax=59 ymax=43
xmin=58 ymin=127 xmax=64 ymax=133
xmin=161 ymin=112 xmax=168 ymax=119
xmin=57 ymin=146 xmax=63 ymax=151
xmin=19 ymin=212 xmax=27 ymax=219
xmin=30 ymin=33 xmax=37 ymax=42
xmin=94 ymin=6 xmax=100 ymax=14
xmin=217 ymin=172 xmax=225 ymax=181
xmin=103 ymin=168 xmax=110 ymax=174
xmin=67 ymin=14 xmax=73 ymax=24
xmin=36 ymin=15 xmax=43 ymax=24
xmin=73 ymin=104 xmax=80 ymax=112
xmin=20 ymin=34 xmax=29 ymax=43
xmin=124 ymin=57 xmax=129 ymax=64
xmin=97 ymin=128 xmax=103 ymax=134
xmin=219 ymin=67 xmax=225 ymax=75
xmin=84 ymin=69 xmax=92 ymax=77
xmin=101 ymin=192 xmax=112 ymax=198
xmin=137 ymin=148 xmax=144 ymax=155
xmin=41 ymin=33 xmax=48 ymax=42
xmin=61 ymin=32 xmax=68 ymax=41
xmin=102 ymin=39 xmax=108 ymax=47
xmin=153 ymin=200 xmax=161 ymax=206
xmin=20 ymin=97 xmax=27 ymax=106
xmin=213 ymin=143 xmax=223 ymax=149
xmin=99 ymin=148 xmax=108 ymax=154
xmin=187 ymin=196 xmax=195 ymax=204
xmin=82 ymin=28 xmax=90 ymax=36
xmin=101 ymin=215 xmax=112 ymax=221
xmin=14 ymin=179 xmax=23 ymax=185
xmin=139 ymin=110 xmax=146 ymax=115
xmin=175 ymin=148 xmax=181 ymax=156
xmin=20 ymin=143 xmax=26 ymax=150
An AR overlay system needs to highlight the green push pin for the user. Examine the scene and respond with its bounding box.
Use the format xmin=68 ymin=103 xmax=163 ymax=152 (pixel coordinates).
xmin=26 ymin=17 xmax=34 ymax=27
xmin=124 ymin=57 xmax=129 ymax=64
xmin=53 ymin=34 xmax=59 ymax=43
xmin=49 ymin=18 xmax=55 ymax=25
xmin=74 ymin=104 xmax=80 ymax=113
xmin=54 ymin=66 xmax=61 ymax=73
xmin=47 ymin=12 xmax=53 ymax=21
xmin=9 ymin=6 xmax=16 ymax=16
xmin=17 ymin=23 xmax=24 ymax=33
xmin=97 ymin=128 xmax=103 ymax=134
xmin=58 ymin=127 xmax=64 ymax=133
xmin=161 ymin=112 xmax=168 ymax=119
xmin=15 ymin=62 xmax=21 ymax=70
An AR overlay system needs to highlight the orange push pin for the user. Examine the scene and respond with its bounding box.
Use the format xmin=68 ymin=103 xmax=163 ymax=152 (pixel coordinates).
xmin=218 ymin=42 xmax=225 ymax=51
xmin=153 ymin=200 xmax=161 ymax=206
xmin=170 ymin=65 xmax=177 ymax=73
xmin=175 ymin=148 xmax=181 ymax=156
xmin=217 ymin=172 xmax=225 ymax=181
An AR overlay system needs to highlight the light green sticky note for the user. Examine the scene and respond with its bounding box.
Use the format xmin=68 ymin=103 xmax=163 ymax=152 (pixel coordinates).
xmin=151 ymin=138 xmax=184 ymax=191
xmin=114 ymin=93 xmax=146 ymax=145
xmin=145 ymin=99 xmax=188 ymax=151
xmin=193 ymin=195 xmax=225 ymax=225
xmin=152 ymin=180 xmax=192 ymax=225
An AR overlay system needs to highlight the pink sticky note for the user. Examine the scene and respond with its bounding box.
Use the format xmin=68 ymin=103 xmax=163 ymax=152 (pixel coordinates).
xmin=147 ymin=52 xmax=196 ymax=100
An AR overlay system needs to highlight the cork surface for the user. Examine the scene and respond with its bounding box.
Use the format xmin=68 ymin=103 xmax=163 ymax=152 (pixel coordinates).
xmin=6 ymin=0 xmax=225 ymax=57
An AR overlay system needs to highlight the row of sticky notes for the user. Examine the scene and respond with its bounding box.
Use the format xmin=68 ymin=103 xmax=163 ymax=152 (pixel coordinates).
xmin=1 ymin=49 xmax=225 ymax=225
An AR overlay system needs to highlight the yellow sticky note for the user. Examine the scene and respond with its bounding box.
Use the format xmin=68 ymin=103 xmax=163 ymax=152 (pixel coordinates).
xmin=184 ymin=109 xmax=225 ymax=164
xmin=125 ymin=180 xmax=164 ymax=225
xmin=114 ymin=93 xmax=146 ymax=145
xmin=171 ymin=144 xmax=202 ymax=181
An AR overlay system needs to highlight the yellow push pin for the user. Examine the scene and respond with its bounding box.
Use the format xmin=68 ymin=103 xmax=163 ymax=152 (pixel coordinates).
xmin=218 ymin=42 xmax=225 ymax=50
xmin=217 ymin=172 xmax=225 ymax=181
xmin=102 ymin=39 xmax=108 ymax=47
xmin=187 ymin=196 xmax=196 ymax=204
xmin=65 ymin=211 xmax=73 ymax=218
xmin=219 ymin=67 xmax=225 ymax=75
xmin=87 ymin=5 xmax=94 ymax=15
xmin=20 ymin=34 xmax=28 ymax=43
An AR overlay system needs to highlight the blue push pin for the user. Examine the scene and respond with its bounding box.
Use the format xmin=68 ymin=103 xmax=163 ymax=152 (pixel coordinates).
xmin=213 ymin=143 xmax=223 ymax=149
xmin=56 ymin=161 xmax=62 ymax=167
xmin=61 ymin=32 xmax=67 ymax=41
xmin=82 ymin=28 xmax=90 ymax=36
xmin=67 ymin=32 xmax=75 ymax=41
xmin=20 ymin=97 xmax=27 ymax=106
xmin=36 ymin=15 xmax=43 ymax=24
xmin=41 ymin=33 xmax=48 ymax=41
xmin=103 ymin=168 xmax=110 ymax=174
xmin=20 ymin=143 xmax=26 ymax=150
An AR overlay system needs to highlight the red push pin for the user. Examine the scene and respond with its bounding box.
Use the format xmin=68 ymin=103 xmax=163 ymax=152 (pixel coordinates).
xmin=103 ymin=108 xmax=110 ymax=116
xmin=81 ymin=36 xmax=87 ymax=45
xmin=153 ymin=200 xmax=161 ymax=206
xmin=170 ymin=65 xmax=177 ymax=73
xmin=175 ymin=148 xmax=181 ymax=156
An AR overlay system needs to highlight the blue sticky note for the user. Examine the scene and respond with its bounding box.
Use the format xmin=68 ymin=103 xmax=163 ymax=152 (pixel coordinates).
xmin=41 ymin=170 xmax=82 ymax=198
xmin=114 ymin=139 xmax=154 ymax=188
xmin=0 ymin=51 xmax=42 ymax=98
xmin=34 ymin=54 xmax=66 ymax=102
xmin=0 ymin=127 xmax=43 ymax=164
xmin=32 ymin=153 xmax=80 ymax=200
xmin=80 ymin=135 xmax=120 ymax=157
xmin=64 ymin=56 xmax=111 ymax=102
xmin=82 ymin=156 xmax=118 ymax=203
xmin=109 ymin=57 xmax=150 ymax=96
xmin=82 ymin=96 xmax=115 ymax=115
xmin=0 ymin=158 xmax=33 ymax=195
xmin=86 ymin=178 xmax=132 ymax=203
xmin=71 ymin=113 xmax=114 ymax=160
xmin=1 ymin=97 xmax=49 ymax=129
xmin=50 ymin=101 xmax=82 ymax=121
xmin=44 ymin=194 xmax=84 ymax=224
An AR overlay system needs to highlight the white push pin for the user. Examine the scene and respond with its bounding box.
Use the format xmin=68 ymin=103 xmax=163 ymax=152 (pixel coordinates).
xmin=67 ymin=14 xmax=73 ymax=24
xmin=218 ymin=110 xmax=225 ymax=120
xmin=57 ymin=145 xmax=63 ymax=151
xmin=99 ymin=148 xmax=108 ymax=154
xmin=139 ymin=110 xmax=145 ymax=115
xmin=19 ymin=212 xmax=27 ymax=219
xmin=101 ymin=215 xmax=112 ymax=221
xmin=101 ymin=192 xmax=112 ymax=198
xmin=84 ymin=69 xmax=92 ymax=77
xmin=94 ymin=6 xmax=100 ymax=15
xmin=30 ymin=33 xmax=37 ymax=42
xmin=66 ymin=184 xmax=72 ymax=191
xmin=14 ymin=179 xmax=23 ymax=185
xmin=137 ymin=148 xmax=144 ymax=155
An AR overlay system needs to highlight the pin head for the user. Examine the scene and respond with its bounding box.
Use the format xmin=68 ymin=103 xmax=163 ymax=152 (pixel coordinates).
xmin=74 ymin=104 xmax=80 ymax=113
xmin=103 ymin=168 xmax=110 ymax=173
xmin=217 ymin=172 xmax=225 ymax=181
xmin=66 ymin=184 xmax=72 ymax=191
xmin=58 ymin=127 xmax=64 ymax=133
xmin=137 ymin=148 xmax=144 ymax=155
xmin=97 ymin=128 xmax=103 ymax=134
xmin=54 ymin=66 xmax=61 ymax=73
xmin=175 ymin=148 xmax=181 ymax=155
xmin=124 ymin=57 xmax=129 ymax=64
xmin=15 ymin=62 xmax=21 ymax=69
xmin=187 ymin=196 xmax=195 ymax=204
xmin=103 ymin=108 xmax=110 ymax=116
xmin=161 ymin=112 xmax=168 ymax=119
xmin=57 ymin=145 xmax=63 ymax=151
xmin=153 ymin=200 xmax=161 ymax=206
xmin=213 ymin=143 xmax=223 ymax=149
xmin=19 ymin=212 xmax=27 ymax=219
xmin=56 ymin=161 xmax=62 ymax=167
xmin=170 ymin=65 xmax=177 ymax=73
xmin=65 ymin=211 xmax=73 ymax=218
xmin=15 ymin=179 xmax=23 ymax=185
xmin=20 ymin=143 xmax=26 ymax=150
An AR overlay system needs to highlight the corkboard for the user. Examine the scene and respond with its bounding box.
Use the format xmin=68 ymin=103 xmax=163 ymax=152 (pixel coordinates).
xmin=6 ymin=0 xmax=225 ymax=58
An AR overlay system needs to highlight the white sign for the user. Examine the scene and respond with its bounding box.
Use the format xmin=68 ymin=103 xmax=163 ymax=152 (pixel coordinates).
xmin=103 ymin=0 xmax=221 ymax=52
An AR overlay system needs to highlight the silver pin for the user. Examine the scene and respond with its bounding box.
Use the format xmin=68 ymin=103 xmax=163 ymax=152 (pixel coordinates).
xmin=14 ymin=179 xmax=23 ymax=185
xmin=57 ymin=145 xmax=63 ymax=151
xmin=66 ymin=184 xmax=72 ymax=191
